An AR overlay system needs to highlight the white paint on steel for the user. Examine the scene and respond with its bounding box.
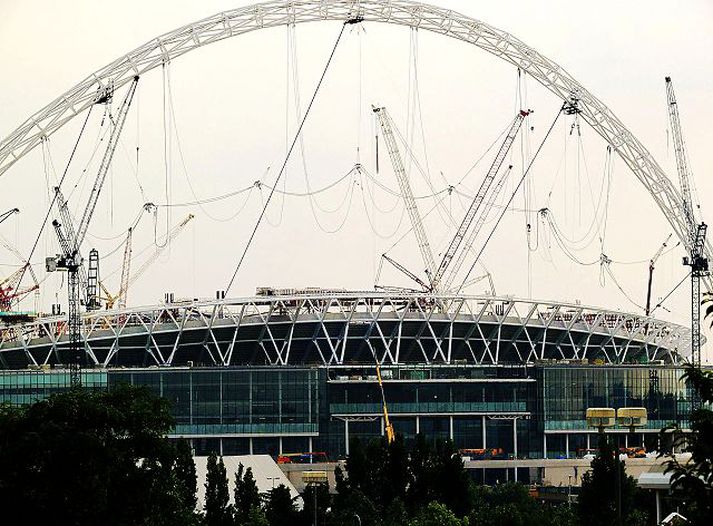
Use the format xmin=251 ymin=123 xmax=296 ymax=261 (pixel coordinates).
xmin=0 ymin=0 xmax=706 ymax=284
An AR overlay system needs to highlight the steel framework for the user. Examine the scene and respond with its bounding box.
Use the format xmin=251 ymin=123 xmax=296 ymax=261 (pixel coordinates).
xmin=0 ymin=293 xmax=690 ymax=369
xmin=0 ymin=0 xmax=708 ymax=288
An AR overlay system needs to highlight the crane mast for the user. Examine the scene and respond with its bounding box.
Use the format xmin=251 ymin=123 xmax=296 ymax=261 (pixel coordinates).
xmin=46 ymin=76 xmax=139 ymax=387
xmin=372 ymin=106 xmax=437 ymax=285
xmin=432 ymin=110 xmax=529 ymax=291
xmin=665 ymin=76 xmax=708 ymax=372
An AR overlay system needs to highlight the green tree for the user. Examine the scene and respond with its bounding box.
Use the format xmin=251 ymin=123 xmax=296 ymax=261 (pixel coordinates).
xmin=234 ymin=464 xmax=261 ymax=523
xmin=0 ymin=384 xmax=197 ymax=526
xmin=246 ymin=506 xmax=269 ymax=526
xmin=205 ymin=452 xmax=232 ymax=526
xmin=264 ymin=484 xmax=298 ymax=526
xmin=660 ymin=364 xmax=713 ymax=524
xmin=175 ymin=439 xmax=198 ymax=510
xmin=578 ymin=435 xmax=643 ymax=526
xmin=409 ymin=501 xmax=462 ymax=526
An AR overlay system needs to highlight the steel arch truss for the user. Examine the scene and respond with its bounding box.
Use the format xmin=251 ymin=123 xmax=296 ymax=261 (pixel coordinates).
xmin=0 ymin=0 xmax=707 ymax=271
xmin=0 ymin=293 xmax=690 ymax=368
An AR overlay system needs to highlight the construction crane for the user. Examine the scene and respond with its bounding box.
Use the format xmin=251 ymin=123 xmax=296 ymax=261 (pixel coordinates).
xmin=376 ymin=361 xmax=395 ymax=444
xmin=665 ymin=76 xmax=709 ymax=371
xmin=46 ymin=76 xmax=139 ymax=387
xmin=645 ymin=234 xmax=672 ymax=317
xmin=431 ymin=110 xmax=529 ymax=291
xmin=0 ymin=264 xmax=39 ymax=312
xmin=100 ymin=215 xmax=194 ymax=309
xmin=373 ymin=106 xmax=437 ymax=286
xmin=0 ymin=208 xmax=19 ymax=226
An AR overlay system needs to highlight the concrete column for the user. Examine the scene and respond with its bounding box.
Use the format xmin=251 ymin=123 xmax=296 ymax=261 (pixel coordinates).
xmin=279 ymin=437 xmax=283 ymax=455
xmin=625 ymin=434 xmax=629 ymax=448
xmin=565 ymin=433 xmax=570 ymax=458
xmin=482 ymin=416 xmax=487 ymax=448
xmin=345 ymin=419 xmax=350 ymax=455
xmin=655 ymin=490 xmax=661 ymax=524
xmin=249 ymin=438 xmax=254 ymax=455
xmin=587 ymin=433 xmax=591 ymax=450
xmin=449 ymin=416 xmax=454 ymax=441
xmin=220 ymin=438 xmax=224 ymax=456
xmin=308 ymin=436 xmax=313 ymax=453
xmin=513 ymin=419 xmax=518 ymax=458
xmin=544 ymin=434 xmax=548 ymax=459
xmin=416 ymin=416 xmax=420 ymax=435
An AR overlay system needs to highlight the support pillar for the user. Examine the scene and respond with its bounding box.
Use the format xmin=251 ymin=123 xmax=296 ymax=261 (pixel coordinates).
xmin=345 ymin=420 xmax=350 ymax=455
xmin=449 ymin=416 xmax=454 ymax=441
xmin=566 ymin=433 xmax=570 ymax=459
xmin=482 ymin=415 xmax=487 ymax=448
xmin=544 ymin=434 xmax=547 ymax=459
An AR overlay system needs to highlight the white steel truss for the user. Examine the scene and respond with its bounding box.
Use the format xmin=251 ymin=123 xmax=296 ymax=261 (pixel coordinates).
xmin=0 ymin=0 xmax=708 ymax=284
xmin=0 ymin=293 xmax=690 ymax=369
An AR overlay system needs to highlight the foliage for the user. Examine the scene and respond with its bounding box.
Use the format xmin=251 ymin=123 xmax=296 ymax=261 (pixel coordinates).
xmin=205 ymin=452 xmax=232 ymax=526
xmin=263 ymin=484 xmax=298 ymax=526
xmin=468 ymin=483 xmax=577 ymax=526
xmin=0 ymin=384 xmax=198 ymax=526
xmin=660 ymin=364 xmax=713 ymax=524
xmin=409 ymin=501 xmax=462 ymax=526
xmin=234 ymin=464 xmax=261 ymax=524
xmin=578 ymin=435 xmax=644 ymax=526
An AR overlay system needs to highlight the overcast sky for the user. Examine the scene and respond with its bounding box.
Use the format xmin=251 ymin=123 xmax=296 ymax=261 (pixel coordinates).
xmin=1 ymin=0 xmax=712 ymax=358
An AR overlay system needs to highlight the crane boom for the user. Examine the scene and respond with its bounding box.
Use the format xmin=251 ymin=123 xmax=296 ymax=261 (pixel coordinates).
xmin=0 ymin=208 xmax=19 ymax=226
xmin=75 ymin=76 xmax=139 ymax=249
xmin=372 ymin=106 xmax=436 ymax=284
xmin=665 ymin=77 xmax=696 ymax=242
xmin=102 ymin=214 xmax=194 ymax=310
xmin=54 ymin=187 xmax=89 ymax=301
xmin=432 ymin=110 xmax=529 ymax=291
xmin=644 ymin=234 xmax=672 ymax=317
xmin=117 ymin=228 xmax=133 ymax=309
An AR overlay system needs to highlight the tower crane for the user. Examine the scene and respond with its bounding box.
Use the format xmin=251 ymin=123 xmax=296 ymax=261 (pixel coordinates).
xmin=100 ymin=214 xmax=194 ymax=310
xmin=645 ymin=234 xmax=672 ymax=317
xmin=46 ymin=76 xmax=139 ymax=386
xmin=372 ymin=106 xmax=437 ymax=286
xmin=665 ymin=76 xmax=708 ymax=370
xmin=432 ymin=110 xmax=529 ymax=292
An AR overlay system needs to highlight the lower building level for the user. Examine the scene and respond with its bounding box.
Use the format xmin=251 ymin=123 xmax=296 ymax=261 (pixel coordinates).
xmin=0 ymin=362 xmax=693 ymax=463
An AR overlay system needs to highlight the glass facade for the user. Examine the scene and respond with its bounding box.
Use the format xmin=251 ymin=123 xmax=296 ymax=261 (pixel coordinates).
xmin=0 ymin=364 xmax=693 ymax=460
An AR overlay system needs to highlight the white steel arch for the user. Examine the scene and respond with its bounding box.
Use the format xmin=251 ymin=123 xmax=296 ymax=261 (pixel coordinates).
xmin=0 ymin=0 xmax=706 ymax=279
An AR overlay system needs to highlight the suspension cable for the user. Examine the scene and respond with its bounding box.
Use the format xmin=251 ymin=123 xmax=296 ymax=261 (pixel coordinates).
xmin=225 ymin=21 xmax=351 ymax=294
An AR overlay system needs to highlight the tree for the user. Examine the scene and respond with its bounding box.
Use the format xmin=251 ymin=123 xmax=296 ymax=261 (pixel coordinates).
xmin=205 ymin=452 xmax=232 ymax=526
xmin=660 ymin=364 xmax=713 ymax=524
xmin=578 ymin=435 xmax=644 ymax=526
xmin=0 ymin=384 xmax=197 ymax=526
xmin=409 ymin=501 xmax=462 ymax=526
xmin=264 ymin=484 xmax=298 ymax=526
xmin=234 ymin=464 xmax=261 ymax=523
xmin=175 ymin=439 xmax=198 ymax=510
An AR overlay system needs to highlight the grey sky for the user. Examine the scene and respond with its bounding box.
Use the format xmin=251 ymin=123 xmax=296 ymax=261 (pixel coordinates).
xmin=1 ymin=0 xmax=712 ymax=358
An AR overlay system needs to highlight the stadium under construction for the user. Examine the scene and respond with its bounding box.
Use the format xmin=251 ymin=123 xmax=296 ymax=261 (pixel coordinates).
xmin=0 ymin=290 xmax=695 ymax=474
xmin=0 ymin=0 xmax=708 ymax=485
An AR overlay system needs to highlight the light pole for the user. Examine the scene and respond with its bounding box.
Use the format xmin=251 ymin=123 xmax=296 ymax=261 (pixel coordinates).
xmin=585 ymin=407 xmax=647 ymax=526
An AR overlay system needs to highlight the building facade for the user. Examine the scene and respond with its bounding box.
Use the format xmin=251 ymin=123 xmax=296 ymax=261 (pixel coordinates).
xmin=0 ymin=293 xmax=694 ymax=469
